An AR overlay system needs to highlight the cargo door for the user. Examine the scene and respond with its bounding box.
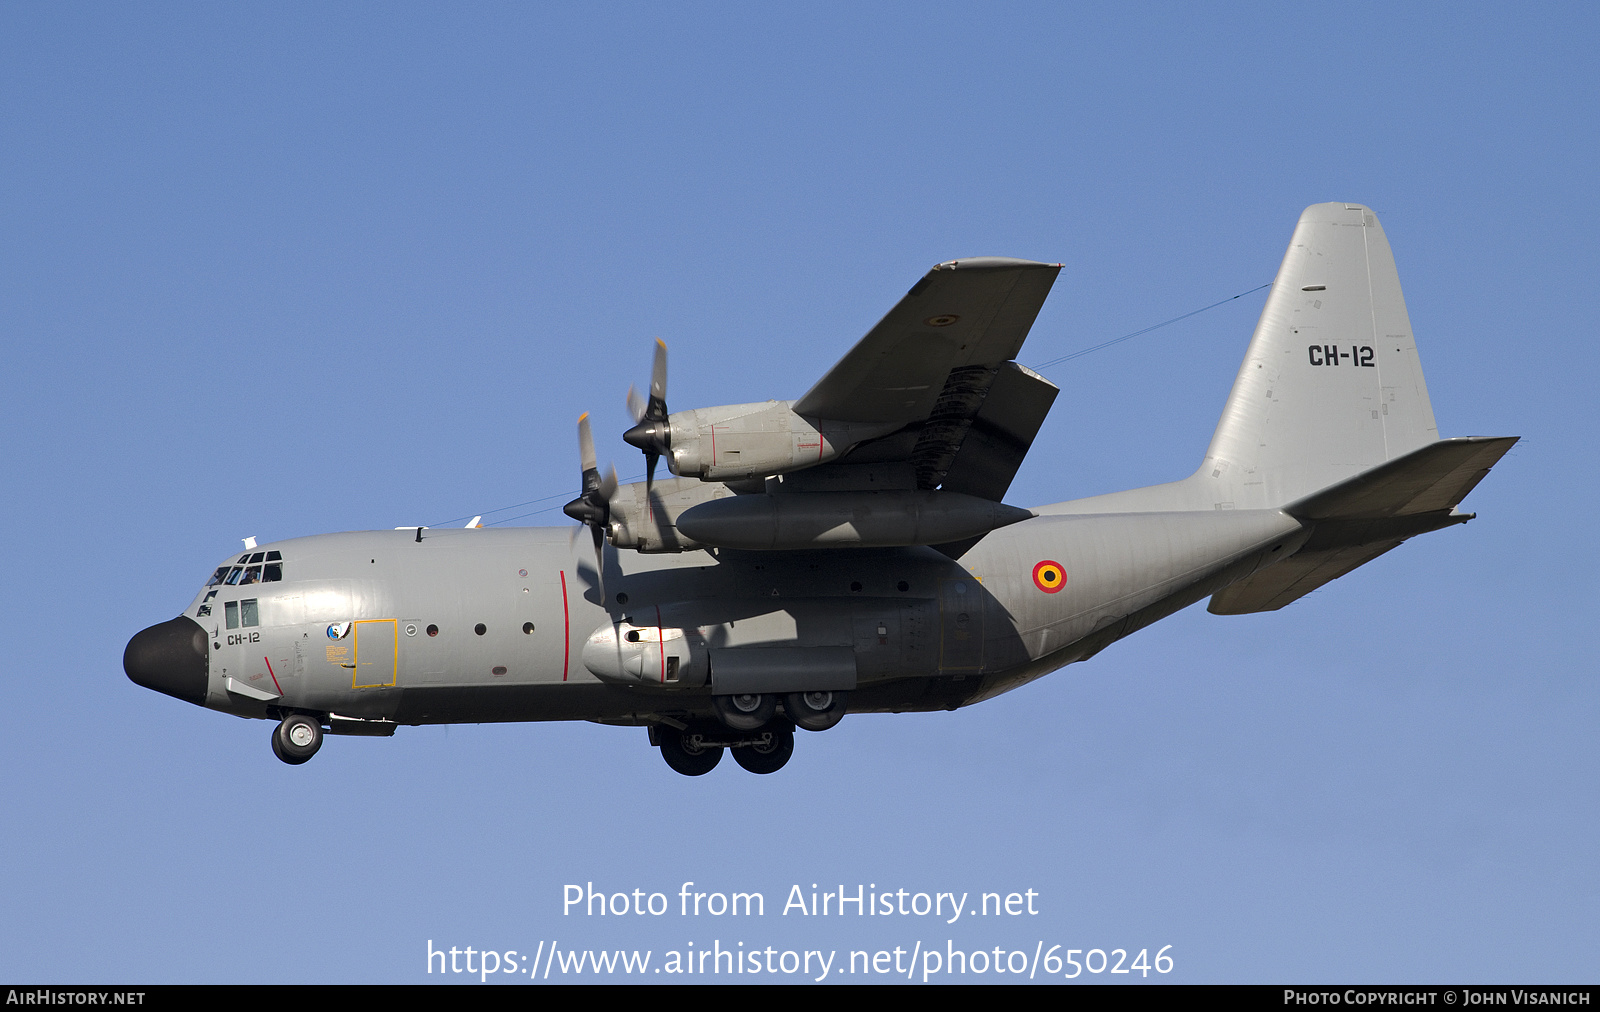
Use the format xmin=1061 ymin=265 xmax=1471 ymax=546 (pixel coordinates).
xmin=353 ymin=619 xmax=398 ymax=688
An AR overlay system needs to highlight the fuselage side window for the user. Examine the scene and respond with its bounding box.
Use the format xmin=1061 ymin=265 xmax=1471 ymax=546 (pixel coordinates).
xmin=224 ymin=600 xmax=260 ymax=629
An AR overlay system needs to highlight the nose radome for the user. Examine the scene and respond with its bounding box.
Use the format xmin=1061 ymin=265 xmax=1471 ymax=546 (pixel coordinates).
xmin=124 ymin=616 xmax=209 ymax=706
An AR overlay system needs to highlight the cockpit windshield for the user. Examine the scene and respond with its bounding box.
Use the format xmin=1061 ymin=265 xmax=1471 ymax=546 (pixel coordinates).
xmin=205 ymin=550 xmax=284 ymax=588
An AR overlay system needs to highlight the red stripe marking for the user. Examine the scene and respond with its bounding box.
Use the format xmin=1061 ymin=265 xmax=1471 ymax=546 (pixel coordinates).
xmin=263 ymin=656 xmax=282 ymax=696
xmin=560 ymin=570 xmax=570 ymax=681
xmin=656 ymin=604 xmax=665 ymax=683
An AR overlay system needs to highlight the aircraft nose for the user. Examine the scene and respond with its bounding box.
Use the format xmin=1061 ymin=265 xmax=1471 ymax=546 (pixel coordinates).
xmin=124 ymin=616 xmax=210 ymax=706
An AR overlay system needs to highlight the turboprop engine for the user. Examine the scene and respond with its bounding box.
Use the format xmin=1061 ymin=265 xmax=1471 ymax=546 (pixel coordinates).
xmin=656 ymin=401 xmax=899 ymax=483
xmin=621 ymin=342 xmax=899 ymax=486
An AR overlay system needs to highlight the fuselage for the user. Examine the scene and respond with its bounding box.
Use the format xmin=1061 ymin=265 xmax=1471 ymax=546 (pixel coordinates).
xmin=127 ymin=502 xmax=1308 ymax=727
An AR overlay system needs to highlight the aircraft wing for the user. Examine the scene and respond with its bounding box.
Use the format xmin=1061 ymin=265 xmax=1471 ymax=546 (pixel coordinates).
xmin=794 ymin=257 xmax=1061 ymax=493
xmin=795 ymin=257 xmax=1060 ymax=424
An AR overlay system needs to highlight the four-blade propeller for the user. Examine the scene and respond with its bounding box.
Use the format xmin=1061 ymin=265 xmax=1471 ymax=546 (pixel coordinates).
xmin=623 ymin=338 xmax=671 ymax=489
xmin=562 ymin=412 xmax=618 ymax=599
xmin=559 ymin=341 xmax=669 ymax=600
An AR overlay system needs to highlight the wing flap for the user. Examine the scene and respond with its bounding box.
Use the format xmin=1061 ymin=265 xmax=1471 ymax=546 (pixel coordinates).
xmin=938 ymin=362 xmax=1060 ymax=502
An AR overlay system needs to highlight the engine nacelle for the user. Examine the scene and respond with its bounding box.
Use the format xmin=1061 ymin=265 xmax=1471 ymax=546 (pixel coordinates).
xmin=666 ymin=401 xmax=896 ymax=482
xmin=581 ymin=619 xmax=709 ymax=688
xmin=604 ymin=475 xmax=724 ymax=553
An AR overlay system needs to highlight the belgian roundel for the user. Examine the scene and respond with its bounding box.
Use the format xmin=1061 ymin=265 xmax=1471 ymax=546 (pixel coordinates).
xmin=1032 ymin=560 xmax=1065 ymax=594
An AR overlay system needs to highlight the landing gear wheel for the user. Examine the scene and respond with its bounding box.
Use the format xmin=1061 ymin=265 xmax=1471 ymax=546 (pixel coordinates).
xmin=733 ymin=726 xmax=794 ymax=774
xmin=713 ymin=692 xmax=776 ymax=731
xmin=658 ymin=727 xmax=723 ymax=776
xmin=785 ymin=690 xmax=848 ymax=732
xmin=273 ymin=714 xmax=323 ymax=765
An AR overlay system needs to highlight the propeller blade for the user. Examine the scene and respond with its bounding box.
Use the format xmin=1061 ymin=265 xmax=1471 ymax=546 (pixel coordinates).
xmin=591 ymin=522 xmax=607 ymax=604
xmin=564 ymin=412 xmax=608 ymax=527
xmin=650 ymin=338 xmax=667 ymax=405
xmin=577 ymin=412 xmax=597 ymax=475
xmin=627 ymin=384 xmax=647 ymax=424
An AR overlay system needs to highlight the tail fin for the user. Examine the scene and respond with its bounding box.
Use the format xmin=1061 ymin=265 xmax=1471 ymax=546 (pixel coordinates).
xmin=1201 ymin=203 xmax=1439 ymax=509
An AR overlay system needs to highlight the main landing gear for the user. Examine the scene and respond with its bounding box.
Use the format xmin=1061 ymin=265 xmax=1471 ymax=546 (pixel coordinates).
xmin=271 ymin=713 xmax=324 ymax=765
xmin=652 ymin=690 xmax=849 ymax=776
xmin=653 ymin=724 xmax=795 ymax=776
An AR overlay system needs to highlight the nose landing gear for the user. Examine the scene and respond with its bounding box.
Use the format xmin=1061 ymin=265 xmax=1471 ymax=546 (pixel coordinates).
xmin=271 ymin=714 xmax=324 ymax=765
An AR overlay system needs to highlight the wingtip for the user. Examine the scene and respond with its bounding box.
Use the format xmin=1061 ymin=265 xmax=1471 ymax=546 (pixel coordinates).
xmin=931 ymin=256 xmax=1062 ymax=272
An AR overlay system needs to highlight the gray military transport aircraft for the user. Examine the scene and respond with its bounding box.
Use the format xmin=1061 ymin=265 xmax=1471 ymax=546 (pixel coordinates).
xmin=125 ymin=203 xmax=1516 ymax=775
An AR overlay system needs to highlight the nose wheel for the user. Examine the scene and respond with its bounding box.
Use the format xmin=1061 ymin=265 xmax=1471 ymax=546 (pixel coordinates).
xmin=272 ymin=714 xmax=324 ymax=765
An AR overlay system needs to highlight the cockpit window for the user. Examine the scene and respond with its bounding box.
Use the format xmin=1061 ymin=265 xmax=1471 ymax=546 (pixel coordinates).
xmin=207 ymin=554 xmax=284 ymax=588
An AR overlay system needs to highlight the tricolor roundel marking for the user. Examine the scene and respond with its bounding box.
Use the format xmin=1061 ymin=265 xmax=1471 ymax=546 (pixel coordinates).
xmin=1032 ymin=560 xmax=1066 ymax=594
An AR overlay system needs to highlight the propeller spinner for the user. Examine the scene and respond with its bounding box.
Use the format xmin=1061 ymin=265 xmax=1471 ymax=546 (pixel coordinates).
xmin=623 ymin=339 xmax=670 ymax=487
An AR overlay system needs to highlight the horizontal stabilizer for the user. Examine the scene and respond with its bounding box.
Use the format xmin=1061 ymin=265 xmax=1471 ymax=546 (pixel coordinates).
xmin=1209 ymin=435 xmax=1517 ymax=614
xmin=1208 ymin=541 xmax=1406 ymax=614
xmin=1284 ymin=435 xmax=1518 ymax=520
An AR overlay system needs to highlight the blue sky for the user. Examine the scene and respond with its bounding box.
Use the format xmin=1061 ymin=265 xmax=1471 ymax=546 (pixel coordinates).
xmin=1 ymin=2 xmax=1594 ymax=983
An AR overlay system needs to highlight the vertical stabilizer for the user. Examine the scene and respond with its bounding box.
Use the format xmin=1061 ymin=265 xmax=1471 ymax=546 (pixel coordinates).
xmin=1201 ymin=203 xmax=1438 ymax=509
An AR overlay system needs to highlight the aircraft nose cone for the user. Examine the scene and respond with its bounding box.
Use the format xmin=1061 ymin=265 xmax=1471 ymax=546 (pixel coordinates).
xmin=124 ymin=616 xmax=210 ymax=706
